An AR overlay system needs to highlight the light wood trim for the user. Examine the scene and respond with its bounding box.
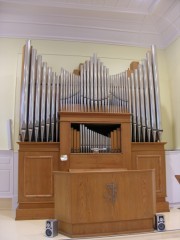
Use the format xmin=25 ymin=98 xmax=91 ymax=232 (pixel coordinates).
xmin=17 ymin=142 xmax=60 ymax=152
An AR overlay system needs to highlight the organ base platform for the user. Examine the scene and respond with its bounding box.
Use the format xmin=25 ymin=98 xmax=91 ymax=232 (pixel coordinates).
xmin=54 ymin=169 xmax=156 ymax=237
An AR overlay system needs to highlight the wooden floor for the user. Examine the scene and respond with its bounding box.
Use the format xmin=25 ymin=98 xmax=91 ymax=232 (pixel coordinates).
xmin=0 ymin=208 xmax=180 ymax=240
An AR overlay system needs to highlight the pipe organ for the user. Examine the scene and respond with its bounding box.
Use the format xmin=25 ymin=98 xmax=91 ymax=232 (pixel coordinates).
xmin=16 ymin=40 xmax=169 ymax=223
xmin=20 ymin=40 xmax=163 ymax=145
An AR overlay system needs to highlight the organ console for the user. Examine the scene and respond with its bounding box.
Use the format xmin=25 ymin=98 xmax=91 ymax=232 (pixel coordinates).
xmin=16 ymin=40 xmax=169 ymax=228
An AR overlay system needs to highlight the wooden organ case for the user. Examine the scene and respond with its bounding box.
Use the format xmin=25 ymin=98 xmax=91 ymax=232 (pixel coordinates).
xmin=16 ymin=40 xmax=169 ymax=236
xmin=54 ymin=112 xmax=156 ymax=237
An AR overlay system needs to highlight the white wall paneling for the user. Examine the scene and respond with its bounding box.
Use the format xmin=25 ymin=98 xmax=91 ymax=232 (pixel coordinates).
xmin=166 ymin=150 xmax=180 ymax=207
xmin=0 ymin=150 xmax=13 ymax=198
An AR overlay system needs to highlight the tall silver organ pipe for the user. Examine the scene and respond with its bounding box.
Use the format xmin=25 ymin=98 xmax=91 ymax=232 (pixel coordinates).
xmin=20 ymin=40 xmax=31 ymax=142
xmin=34 ymin=55 xmax=42 ymax=142
xmin=151 ymin=45 xmax=163 ymax=142
xmin=28 ymin=48 xmax=37 ymax=141
xmin=19 ymin=40 xmax=163 ymax=143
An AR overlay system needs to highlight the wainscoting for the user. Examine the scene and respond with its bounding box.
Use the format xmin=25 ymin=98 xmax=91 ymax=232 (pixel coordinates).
xmin=0 ymin=150 xmax=13 ymax=197
xmin=0 ymin=150 xmax=18 ymax=209
xmin=166 ymin=150 xmax=180 ymax=207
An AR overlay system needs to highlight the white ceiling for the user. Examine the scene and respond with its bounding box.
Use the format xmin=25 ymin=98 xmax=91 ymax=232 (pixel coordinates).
xmin=0 ymin=0 xmax=180 ymax=48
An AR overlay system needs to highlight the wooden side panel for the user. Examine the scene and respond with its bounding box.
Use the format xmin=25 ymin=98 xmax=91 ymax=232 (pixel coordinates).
xmin=131 ymin=142 xmax=169 ymax=212
xmin=18 ymin=151 xmax=58 ymax=203
xmin=54 ymin=172 xmax=71 ymax=222
xmin=16 ymin=142 xmax=59 ymax=220
xmin=135 ymin=154 xmax=162 ymax=193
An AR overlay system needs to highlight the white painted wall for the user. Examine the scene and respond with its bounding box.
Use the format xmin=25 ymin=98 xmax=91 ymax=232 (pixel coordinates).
xmin=165 ymin=38 xmax=180 ymax=150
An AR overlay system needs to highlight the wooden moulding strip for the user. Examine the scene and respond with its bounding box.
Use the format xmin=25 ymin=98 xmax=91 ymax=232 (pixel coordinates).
xmin=17 ymin=142 xmax=60 ymax=152
xmin=131 ymin=142 xmax=166 ymax=151
xmin=59 ymin=112 xmax=131 ymax=124
xmin=16 ymin=207 xmax=54 ymax=220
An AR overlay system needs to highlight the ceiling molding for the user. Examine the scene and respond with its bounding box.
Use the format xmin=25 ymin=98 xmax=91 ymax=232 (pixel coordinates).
xmin=0 ymin=0 xmax=180 ymax=49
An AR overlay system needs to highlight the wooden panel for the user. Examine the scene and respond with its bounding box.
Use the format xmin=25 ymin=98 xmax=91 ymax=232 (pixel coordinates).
xmin=18 ymin=151 xmax=59 ymax=203
xmin=54 ymin=172 xmax=71 ymax=222
xmin=131 ymin=142 xmax=169 ymax=212
xmin=24 ymin=156 xmax=53 ymax=197
xmin=54 ymin=169 xmax=156 ymax=237
xmin=16 ymin=142 xmax=60 ymax=220
xmin=135 ymin=154 xmax=162 ymax=193
xmin=70 ymin=171 xmax=155 ymax=223
xmin=70 ymin=153 xmax=125 ymax=169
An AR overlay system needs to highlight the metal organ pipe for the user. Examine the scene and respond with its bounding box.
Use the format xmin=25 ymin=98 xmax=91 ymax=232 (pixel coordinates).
xmin=40 ymin=62 xmax=47 ymax=142
xmin=19 ymin=40 xmax=163 ymax=143
xmin=142 ymin=59 xmax=151 ymax=142
xmin=151 ymin=45 xmax=163 ymax=142
xmin=138 ymin=63 xmax=146 ymax=142
xmin=28 ymin=48 xmax=37 ymax=141
xmin=20 ymin=39 xmax=31 ymax=142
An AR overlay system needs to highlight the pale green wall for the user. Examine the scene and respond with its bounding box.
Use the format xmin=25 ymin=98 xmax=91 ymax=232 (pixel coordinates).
xmin=0 ymin=38 xmax=174 ymax=150
xmin=165 ymin=37 xmax=180 ymax=149
xmin=0 ymin=39 xmax=25 ymax=150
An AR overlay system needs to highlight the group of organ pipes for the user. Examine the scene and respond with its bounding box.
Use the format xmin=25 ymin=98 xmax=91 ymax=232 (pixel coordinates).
xmin=20 ymin=40 xmax=162 ymax=151
xmin=71 ymin=124 xmax=121 ymax=153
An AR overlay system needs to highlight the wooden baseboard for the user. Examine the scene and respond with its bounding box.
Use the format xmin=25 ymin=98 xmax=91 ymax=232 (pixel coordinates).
xmin=59 ymin=218 xmax=154 ymax=237
xmin=16 ymin=207 xmax=54 ymax=220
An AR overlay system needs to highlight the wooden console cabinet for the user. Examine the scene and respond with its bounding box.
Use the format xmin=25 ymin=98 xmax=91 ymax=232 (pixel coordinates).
xmin=54 ymin=169 xmax=156 ymax=237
